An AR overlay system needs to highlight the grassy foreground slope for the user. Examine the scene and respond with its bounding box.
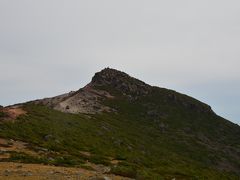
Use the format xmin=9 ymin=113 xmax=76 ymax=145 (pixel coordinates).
xmin=0 ymin=87 xmax=239 ymax=179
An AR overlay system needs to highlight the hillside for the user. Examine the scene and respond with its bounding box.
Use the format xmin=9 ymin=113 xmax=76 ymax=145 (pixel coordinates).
xmin=0 ymin=68 xmax=240 ymax=179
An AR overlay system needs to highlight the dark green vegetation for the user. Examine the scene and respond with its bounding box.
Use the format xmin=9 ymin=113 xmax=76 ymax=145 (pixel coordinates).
xmin=0 ymin=111 xmax=7 ymax=118
xmin=0 ymin=69 xmax=240 ymax=179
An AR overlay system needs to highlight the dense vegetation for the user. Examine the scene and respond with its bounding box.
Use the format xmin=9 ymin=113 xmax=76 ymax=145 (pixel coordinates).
xmin=0 ymin=86 xmax=239 ymax=179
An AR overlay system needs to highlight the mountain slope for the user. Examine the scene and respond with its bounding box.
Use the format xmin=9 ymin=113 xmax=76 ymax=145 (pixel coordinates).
xmin=0 ymin=68 xmax=239 ymax=179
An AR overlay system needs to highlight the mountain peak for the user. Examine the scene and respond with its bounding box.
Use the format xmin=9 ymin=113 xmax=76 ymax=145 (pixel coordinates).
xmin=91 ymin=67 xmax=132 ymax=85
xmin=91 ymin=68 xmax=151 ymax=96
xmin=3 ymin=68 xmax=240 ymax=179
xmin=32 ymin=68 xmax=214 ymax=115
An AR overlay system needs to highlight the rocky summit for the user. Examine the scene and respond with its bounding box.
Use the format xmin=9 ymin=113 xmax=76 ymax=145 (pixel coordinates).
xmin=91 ymin=68 xmax=152 ymax=96
xmin=0 ymin=68 xmax=240 ymax=179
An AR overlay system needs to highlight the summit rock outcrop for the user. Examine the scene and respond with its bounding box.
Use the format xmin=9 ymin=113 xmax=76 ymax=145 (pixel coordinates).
xmin=91 ymin=68 xmax=152 ymax=96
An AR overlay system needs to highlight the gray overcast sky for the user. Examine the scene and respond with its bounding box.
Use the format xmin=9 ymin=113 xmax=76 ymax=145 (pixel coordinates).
xmin=0 ymin=0 xmax=239 ymax=124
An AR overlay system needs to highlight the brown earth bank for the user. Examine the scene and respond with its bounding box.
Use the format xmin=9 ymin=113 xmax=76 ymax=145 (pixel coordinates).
xmin=0 ymin=162 xmax=133 ymax=180
xmin=0 ymin=137 xmax=133 ymax=180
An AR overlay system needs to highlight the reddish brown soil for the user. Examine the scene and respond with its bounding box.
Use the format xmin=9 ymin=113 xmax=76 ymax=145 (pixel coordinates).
xmin=0 ymin=106 xmax=26 ymax=122
xmin=0 ymin=162 xmax=132 ymax=180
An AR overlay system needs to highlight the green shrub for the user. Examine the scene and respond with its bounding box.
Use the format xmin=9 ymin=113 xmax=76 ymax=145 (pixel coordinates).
xmin=111 ymin=164 xmax=137 ymax=178
xmin=53 ymin=156 xmax=83 ymax=166
xmin=9 ymin=152 xmax=48 ymax=164
xmin=88 ymin=155 xmax=110 ymax=166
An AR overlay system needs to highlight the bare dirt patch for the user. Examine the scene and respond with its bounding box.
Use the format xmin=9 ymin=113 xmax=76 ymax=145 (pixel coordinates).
xmin=110 ymin=160 xmax=122 ymax=165
xmin=79 ymin=151 xmax=91 ymax=157
xmin=5 ymin=108 xmax=26 ymax=119
xmin=0 ymin=106 xmax=26 ymax=122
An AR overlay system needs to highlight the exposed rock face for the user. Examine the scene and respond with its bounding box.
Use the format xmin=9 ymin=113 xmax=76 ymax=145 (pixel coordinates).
xmin=91 ymin=68 xmax=152 ymax=96
xmin=34 ymin=86 xmax=114 ymax=114
xmin=34 ymin=91 xmax=76 ymax=109
xmin=54 ymin=87 xmax=114 ymax=114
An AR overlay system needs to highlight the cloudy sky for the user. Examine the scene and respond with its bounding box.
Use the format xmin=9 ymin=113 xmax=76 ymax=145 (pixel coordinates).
xmin=0 ymin=0 xmax=239 ymax=124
